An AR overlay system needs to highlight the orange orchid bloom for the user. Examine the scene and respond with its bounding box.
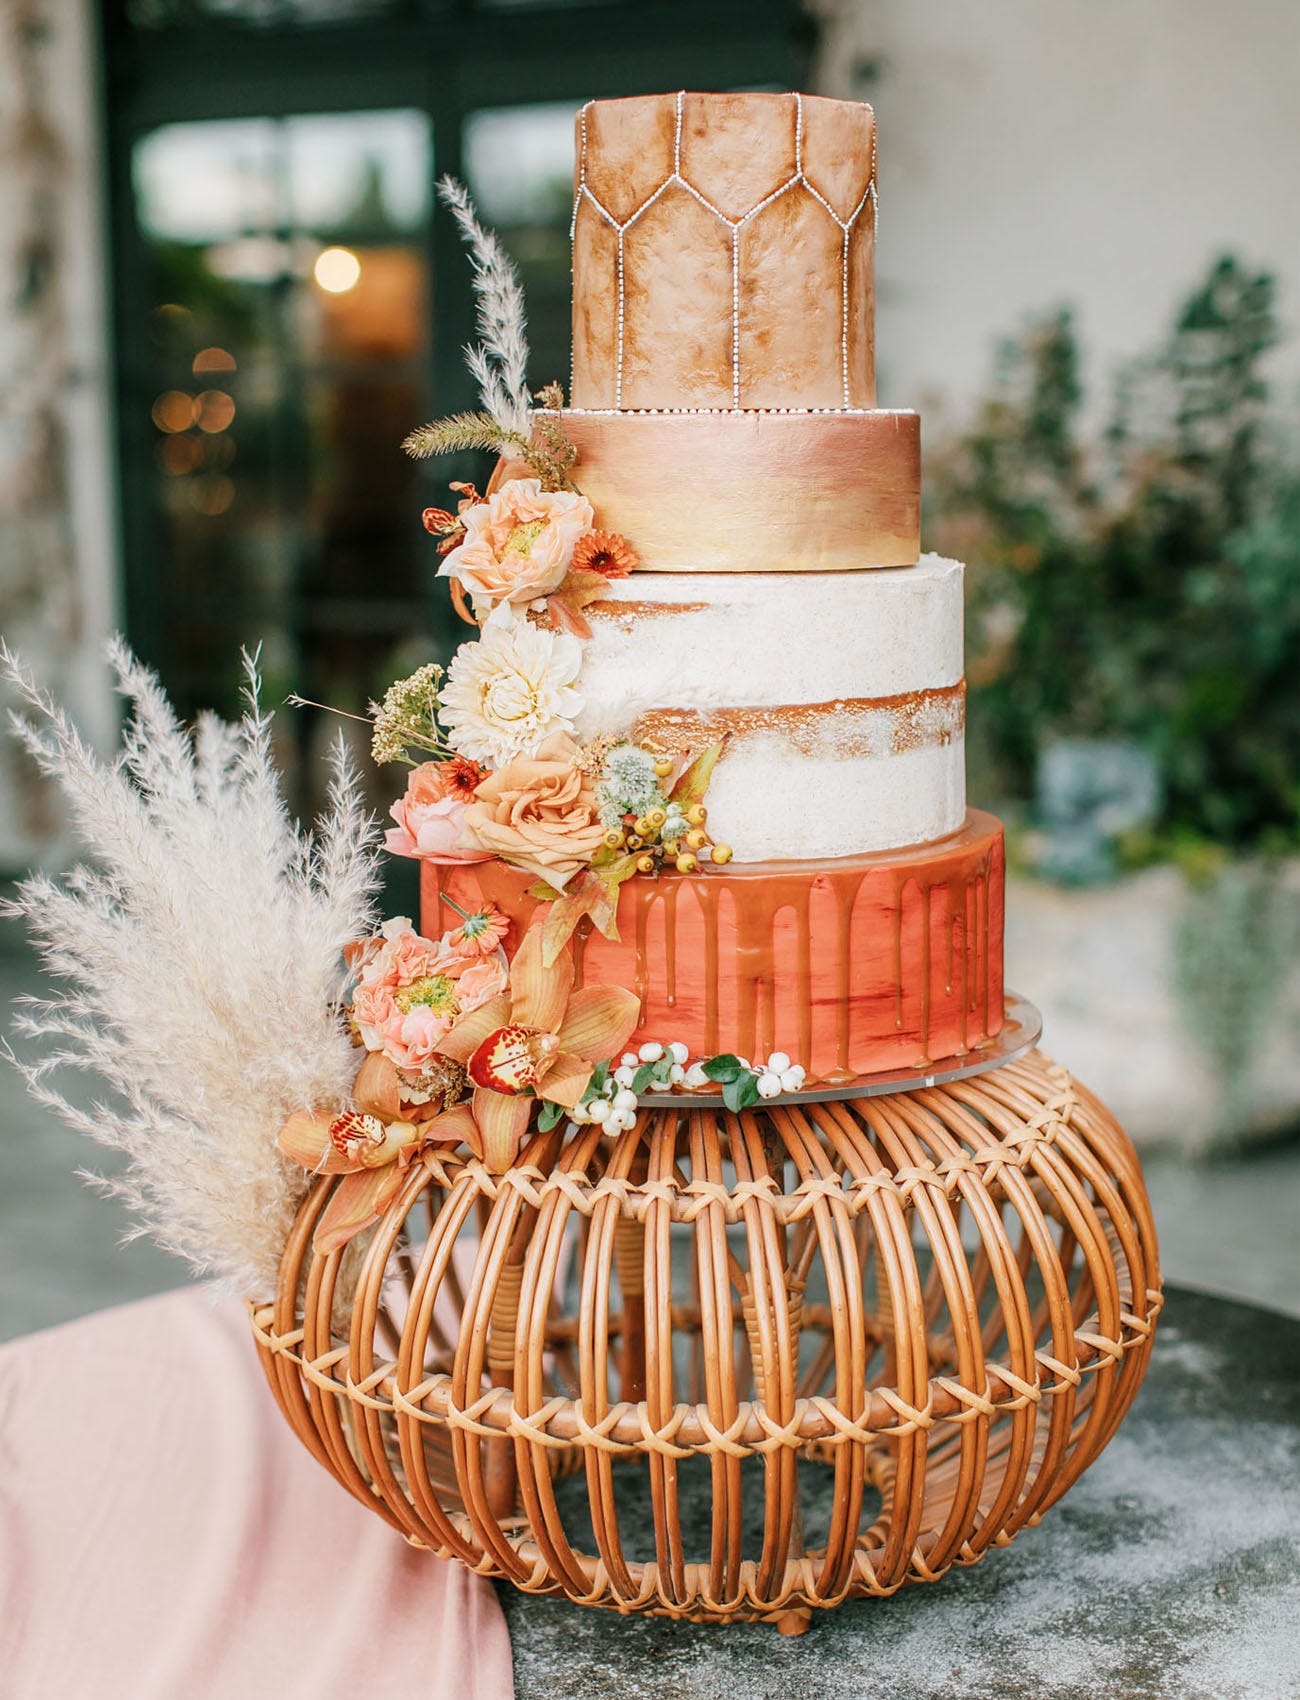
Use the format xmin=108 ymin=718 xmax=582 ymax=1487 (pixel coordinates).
xmin=277 ymin=1051 xmax=465 ymax=1255
xmin=425 ymin=921 xmax=639 ymax=1172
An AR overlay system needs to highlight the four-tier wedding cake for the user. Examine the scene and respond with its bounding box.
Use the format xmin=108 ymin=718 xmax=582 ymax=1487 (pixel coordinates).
xmin=420 ymin=90 xmax=1004 ymax=1092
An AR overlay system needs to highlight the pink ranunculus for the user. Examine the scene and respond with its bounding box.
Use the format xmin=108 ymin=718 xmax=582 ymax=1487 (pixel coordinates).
xmin=351 ymin=978 xmax=400 ymax=1050
xmin=454 ymin=956 xmax=508 ymax=1014
xmin=386 ymin=764 xmax=492 ymax=865
xmin=392 ymin=1004 xmax=456 ymax=1071
xmin=371 ymin=924 xmax=438 ymax=987
xmin=438 ymin=477 xmax=594 ymax=608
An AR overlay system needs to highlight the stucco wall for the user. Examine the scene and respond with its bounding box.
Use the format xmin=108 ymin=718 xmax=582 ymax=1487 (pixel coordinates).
xmin=812 ymin=0 xmax=1298 ymax=421
xmin=0 ymin=0 xmax=117 ymax=872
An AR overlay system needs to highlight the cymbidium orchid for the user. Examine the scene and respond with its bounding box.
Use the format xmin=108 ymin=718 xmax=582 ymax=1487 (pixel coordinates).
xmin=424 ymin=921 xmax=640 ymax=1172
xmin=277 ymin=1049 xmax=468 ymax=1255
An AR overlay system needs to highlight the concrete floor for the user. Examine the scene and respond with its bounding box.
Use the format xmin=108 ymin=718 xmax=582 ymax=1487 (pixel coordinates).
xmin=0 ymin=937 xmax=1297 ymax=1342
xmin=502 ymin=1288 xmax=1300 ymax=1700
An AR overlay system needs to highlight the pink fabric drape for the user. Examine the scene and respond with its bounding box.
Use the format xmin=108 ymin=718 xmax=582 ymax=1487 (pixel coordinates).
xmin=0 ymin=1287 xmax=514 ymax=1700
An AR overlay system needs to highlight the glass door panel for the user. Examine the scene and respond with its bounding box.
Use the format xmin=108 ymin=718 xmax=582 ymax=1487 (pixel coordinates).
xmin=128 ymin=107 xmax=434 ymax=774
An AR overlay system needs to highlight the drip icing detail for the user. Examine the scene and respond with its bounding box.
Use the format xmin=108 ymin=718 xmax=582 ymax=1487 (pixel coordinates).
xmin=424 ymin=815 xmax=1005 ymax=1084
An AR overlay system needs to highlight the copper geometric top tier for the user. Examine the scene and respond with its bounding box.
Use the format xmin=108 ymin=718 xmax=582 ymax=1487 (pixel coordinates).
xmin=570 ymin=91 xmax=877 ymax=412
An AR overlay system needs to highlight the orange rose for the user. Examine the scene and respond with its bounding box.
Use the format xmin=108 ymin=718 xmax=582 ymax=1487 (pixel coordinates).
xmin=460 ymin=732 xmax=606 ymax=889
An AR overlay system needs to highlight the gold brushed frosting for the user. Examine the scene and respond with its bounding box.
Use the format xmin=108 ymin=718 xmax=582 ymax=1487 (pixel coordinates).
xmin=512 ymin=410 xmax=920 ymax=572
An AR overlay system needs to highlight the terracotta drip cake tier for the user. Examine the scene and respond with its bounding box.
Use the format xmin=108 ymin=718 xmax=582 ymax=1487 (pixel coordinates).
xmin=425 ymin=810 xmax=1005 ymax=1083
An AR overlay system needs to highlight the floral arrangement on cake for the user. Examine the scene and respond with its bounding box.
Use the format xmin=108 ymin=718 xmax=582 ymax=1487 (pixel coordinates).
xmin=0 ymin=184 xmax=814 ymax=1290
xmin=376 ymin=177 xmax=735 ymax=951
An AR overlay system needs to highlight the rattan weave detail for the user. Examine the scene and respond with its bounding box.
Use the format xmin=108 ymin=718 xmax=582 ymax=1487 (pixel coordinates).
xmin=251 ymin=1050 xmax=1161 ymax=1632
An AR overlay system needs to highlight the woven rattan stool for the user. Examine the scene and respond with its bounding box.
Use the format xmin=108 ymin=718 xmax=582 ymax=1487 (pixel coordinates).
xmin=251 ymin=1048 xmax=1161 ymax=1632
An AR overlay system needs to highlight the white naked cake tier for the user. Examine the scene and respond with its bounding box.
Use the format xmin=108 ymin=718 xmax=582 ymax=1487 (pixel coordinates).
xmin=572 ymin=555 xmax=965 ymax=860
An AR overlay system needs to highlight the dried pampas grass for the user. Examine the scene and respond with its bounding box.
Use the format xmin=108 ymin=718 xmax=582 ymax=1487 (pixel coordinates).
xmin=437 ymin=174 xmax=531 ymax=437
xmin=1 ymin=640 xmax=382 ymax=1294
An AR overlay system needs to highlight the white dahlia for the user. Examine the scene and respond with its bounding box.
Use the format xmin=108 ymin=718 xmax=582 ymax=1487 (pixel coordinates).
xmin=440 ymin=603 xmax=584 ymax=767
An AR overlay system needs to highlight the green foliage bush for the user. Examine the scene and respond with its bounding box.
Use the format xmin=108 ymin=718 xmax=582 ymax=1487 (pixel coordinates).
xmin=927 ymin=256 xmax=1299 ymax=853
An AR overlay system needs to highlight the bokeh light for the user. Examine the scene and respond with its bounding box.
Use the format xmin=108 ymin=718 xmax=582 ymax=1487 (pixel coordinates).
xmin=195 ymin=390 xmax=236 ymax=433
xmin=186 ymin=475 xmax=235 ymax=516
xmin=150 ymin=390 xmax=196 ymax=433
xmin=313 ymin=246 xmax=361 ymax=293
xmin=156 ymin=435 xmax=202 ymax=475
xmin=192 ymin=347 xmax=237 ymax=373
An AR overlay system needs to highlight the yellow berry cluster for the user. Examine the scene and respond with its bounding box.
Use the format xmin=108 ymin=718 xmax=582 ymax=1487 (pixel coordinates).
xmin=603 ymin=757 xmax=733 ymax=875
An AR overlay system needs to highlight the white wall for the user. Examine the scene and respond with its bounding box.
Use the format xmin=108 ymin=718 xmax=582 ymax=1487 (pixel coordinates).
xmin=0 ymin=0 xmax=118 ymax=871
xmin=814 ymin=0 xmax=1299 ymax=424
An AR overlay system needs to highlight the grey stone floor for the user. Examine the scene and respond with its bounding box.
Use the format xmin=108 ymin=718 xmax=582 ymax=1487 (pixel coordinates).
xmin=501 ymin=1289 xmax=1300 ymax=1700
xmin=0 ymin=936 xmax=1297 ymax=1340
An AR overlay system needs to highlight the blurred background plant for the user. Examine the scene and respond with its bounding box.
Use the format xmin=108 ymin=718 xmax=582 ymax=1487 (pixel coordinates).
xmin=927 ymin=254 xmax=1299 ymax=873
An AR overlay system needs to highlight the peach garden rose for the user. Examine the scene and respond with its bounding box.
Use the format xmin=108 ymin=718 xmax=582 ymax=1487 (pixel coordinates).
xmin=385 ymin=760 xmax=492 ymax=864
xmin=439 ymin=476 xmax=594 ymax=609
xmin=459 ymin=731 xmax=607 ymax=889
xmin=350 ymin=918 xmax=506 ymax=1073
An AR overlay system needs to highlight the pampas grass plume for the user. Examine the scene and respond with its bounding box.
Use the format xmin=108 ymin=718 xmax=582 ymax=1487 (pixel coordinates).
xmin=438 ymin=174 xmax=532 ymax=436
xmin=1 ymin=640 xmax=383 ymax=1294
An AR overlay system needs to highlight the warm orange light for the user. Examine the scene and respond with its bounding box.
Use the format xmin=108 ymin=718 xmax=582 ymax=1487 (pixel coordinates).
xmin=313 ymin=246 xmax=361 ymax=293
xmin=195 ymin=390 xmax=236 ymax=433
xmin=193 ymin=346 xmax=237 ymax=373
xmin=156 ymin=435 xmax=202 ymax=475
xmin=187 ymin=475 xmax=235 ymax=516
xmin=151 ymin=390 xmax=195 ymax=433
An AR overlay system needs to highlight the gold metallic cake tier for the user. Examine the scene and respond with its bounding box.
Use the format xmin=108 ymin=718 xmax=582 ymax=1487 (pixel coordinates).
xmin=501 ymin=408 xmax=919 ymax=571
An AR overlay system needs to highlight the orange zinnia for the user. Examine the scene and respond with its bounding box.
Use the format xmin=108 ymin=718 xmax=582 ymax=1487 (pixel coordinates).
xmin=571 ymin=530 xmax=638 ymax=579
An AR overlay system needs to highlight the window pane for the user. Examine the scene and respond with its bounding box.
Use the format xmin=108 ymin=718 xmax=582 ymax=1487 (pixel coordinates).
xmin=127 ymin=110 xmax=436 ymax=802
xmin=464 ymin=102 xmax=574 ymax=395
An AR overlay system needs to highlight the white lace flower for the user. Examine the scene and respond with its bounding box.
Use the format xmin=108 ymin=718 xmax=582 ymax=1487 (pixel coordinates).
xmin=439 ymin=603 xmax=584 ymax=766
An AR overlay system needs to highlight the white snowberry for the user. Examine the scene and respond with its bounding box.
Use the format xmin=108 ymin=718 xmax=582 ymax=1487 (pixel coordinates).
xmin=613 ymin=1088 xmax=638 ymax=1114
xmin=766 ymin=1052 xmax=791 ymax=1074
xmin=638 ymin=1041 xmax=664 ymax=1063
xmin=620 ymin=1053 xmax=639 ymax=1069
xmin=614 ymin=1066 xmax=636 ymax=1088
xmin=668 ymin=1064 xmax=686 ymax=1085
xmin=683 ymin=1063 xmax=710 ymax=1089
xmin=667 ymin=1042 xmax=690 ymax=1066
xmin=779 ymin=1068 xmax=804 ymax=1093
xmin=587 ymin=1097 xmax=611 ymax=1123
xmin=756 ymin=1072 xmax=783 ymax=1099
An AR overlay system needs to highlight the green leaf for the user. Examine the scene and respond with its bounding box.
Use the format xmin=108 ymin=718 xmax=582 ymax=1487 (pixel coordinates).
xmin=631 ymin=1062 xmax=656 ymax=1092
xmin=536 ymin=1099 xmax=566 ymax=1132
xmin=722 ymin=1072 xmax=760 ymax=1113
xmin=583 ymin=1060 xmax=610 ymax=1102
xmin=590 ymin=849 xmax=641 ymax=886
xmin=702 ymin=1054 xmax=744 ymax=1083
xmin=668 ymin=737 xmax=729 ymax=810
